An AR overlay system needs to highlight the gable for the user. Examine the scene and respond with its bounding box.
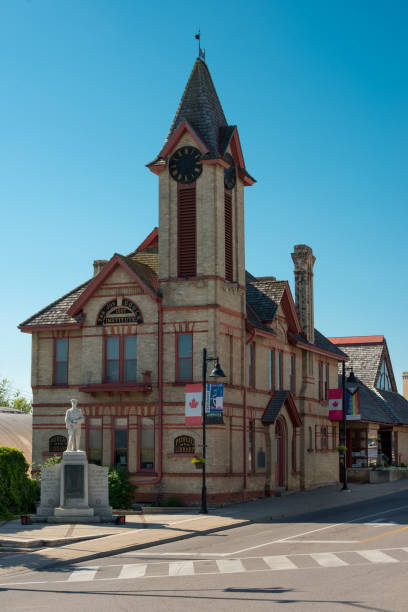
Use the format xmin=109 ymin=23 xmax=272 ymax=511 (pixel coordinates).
xmin=68 ymin=254 xmax=159 ymax=318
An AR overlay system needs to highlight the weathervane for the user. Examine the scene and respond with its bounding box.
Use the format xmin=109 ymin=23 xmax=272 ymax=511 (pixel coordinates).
xmin=195 ymin=30 xmax=206 ymax=61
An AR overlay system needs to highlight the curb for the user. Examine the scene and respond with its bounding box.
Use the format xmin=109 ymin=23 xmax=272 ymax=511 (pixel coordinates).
xmin=0 ymin=518 xmax=253 ymax=577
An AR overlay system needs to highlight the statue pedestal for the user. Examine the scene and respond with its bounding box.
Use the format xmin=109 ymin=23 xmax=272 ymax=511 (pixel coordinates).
xmin=35 ymin=451 xmax=113 ymax=523
xmin=54 ymin=451 xmax=94 ymax=519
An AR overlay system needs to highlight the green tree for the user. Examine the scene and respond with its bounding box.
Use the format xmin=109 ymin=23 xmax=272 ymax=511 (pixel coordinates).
xmin=0 ymin=377 xmax=32 ymax=413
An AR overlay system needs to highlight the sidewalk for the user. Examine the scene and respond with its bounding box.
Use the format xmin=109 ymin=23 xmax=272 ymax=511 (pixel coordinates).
xmin=1 ymin=479 xmax=408 ymax=578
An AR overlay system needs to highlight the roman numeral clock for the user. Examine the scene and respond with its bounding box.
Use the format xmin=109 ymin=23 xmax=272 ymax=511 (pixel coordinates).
xmin=169 ymin=146 xmax=203 ymax=183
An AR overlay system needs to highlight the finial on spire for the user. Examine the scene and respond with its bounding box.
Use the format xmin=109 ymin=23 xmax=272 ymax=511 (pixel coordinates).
xmin=195 ymin=29 xmax=206 ymax=61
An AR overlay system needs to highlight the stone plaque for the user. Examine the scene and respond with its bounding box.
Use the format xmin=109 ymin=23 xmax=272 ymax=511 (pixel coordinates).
xmin=174 ymin=435 xmax=195 ymax=454
xmin=64 ymin=464 xmax=84 ymax=500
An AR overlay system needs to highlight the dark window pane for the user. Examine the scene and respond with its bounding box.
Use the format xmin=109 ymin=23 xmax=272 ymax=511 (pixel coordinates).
xmin=106 ymin=360 xmax=119 ymax=381
xmin=115 ymin=429 xmax=127 ymax=449
xmin=125 ymin=359 xmax=137 ymax=382
xmin=55 ymin=362 xmax=68 ymax=384
xmin=89 ymin=429 xmax=101 ymax=450
xmin=178 ymin=333 xmax=192 ymax=358
xmin=56 ymin=338 xmax=68 ymax=361
xmin=107 ymin=337 xmax=119 ymax=359
xmin=178 ymin=357 xmax=192 ymax=380
xmin=125 ymin=336 xmax=137 ymax=359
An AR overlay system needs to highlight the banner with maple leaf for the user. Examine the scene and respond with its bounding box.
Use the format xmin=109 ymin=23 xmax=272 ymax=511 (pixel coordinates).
xmin=328 ymin=388 xmax=342 ymax=421
xmin=185 ymin=383 xmax=203 ymax=425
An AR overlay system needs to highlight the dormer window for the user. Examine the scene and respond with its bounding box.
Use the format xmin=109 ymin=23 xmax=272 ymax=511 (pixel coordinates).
xmin=377 ymin=359 xmax=392 ymax=391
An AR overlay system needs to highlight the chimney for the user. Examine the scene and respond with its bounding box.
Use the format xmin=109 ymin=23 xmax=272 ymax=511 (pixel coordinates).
xmin=93 ymin=259 xmax=108 ymax=276
xmin=291 ymin=245 xmax=316 ymax=343
xmin=403 ymin=372 xmax=408 ymax=400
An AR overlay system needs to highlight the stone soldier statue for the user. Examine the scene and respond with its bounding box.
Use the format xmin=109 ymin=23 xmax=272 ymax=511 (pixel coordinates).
xmin=65 ymin=399 xmax=84 ymax=451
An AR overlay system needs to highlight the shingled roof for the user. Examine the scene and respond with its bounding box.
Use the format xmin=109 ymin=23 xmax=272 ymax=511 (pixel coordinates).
xmin=245 ymin=273 xmax=345 ymax=359
xmin=20 ymin=248 xmax=159 ymax=330
xmin=329 ymin=337 xmax=397 ymax=391
xmin=164 ymin=58 xmax=228 ymax=155
xmin=332 ymin=337 xmax=408 ymax=425
xmin=19 ymin=280 xmax=91 ymax=328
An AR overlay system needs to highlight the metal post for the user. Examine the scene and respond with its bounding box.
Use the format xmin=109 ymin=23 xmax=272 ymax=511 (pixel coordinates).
xmin=342 ymin=361 xmax=349 ymax=491
xmin=200 ymin=348 xmax=208 ymax=513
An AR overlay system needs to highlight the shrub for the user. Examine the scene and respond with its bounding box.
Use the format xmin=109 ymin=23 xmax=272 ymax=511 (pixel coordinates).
xmin=0 ymin=447 xmax=40 ymax=519
xmin=108 ymin=467 xmax=136 ymax=509
xmin=166 ymin=497 xmax=182 ymax=507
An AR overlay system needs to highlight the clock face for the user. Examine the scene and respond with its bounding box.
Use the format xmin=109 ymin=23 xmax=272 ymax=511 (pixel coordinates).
xmin=169 ymin=146 xmax=202 ymax=184
xmin=224 ymin=153 xmax=236 ymax=190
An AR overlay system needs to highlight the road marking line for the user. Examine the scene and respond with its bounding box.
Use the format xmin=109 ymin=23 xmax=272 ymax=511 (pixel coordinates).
xmin=284 ymin=540 xmax=356 ymax=544
xmin=216 ymin=559 xmax=245 ymax=573
xmin=360 ymin=524 xmax=408 ymax=544
xmin=168 ymin=561 xmax=195 ymax=576
xmin=118 ymin=564 xmax=147 ymax=579
xmin=263 ymin=555 xmax=297 ymax=570
xmin=357 ymin=550 xmax=398 ymax=564
xmin=67 ymin=566 xmax=99 ymax=581
xmin=310 ymin=553 xmax=348 ymax=567
xmin=230 ymin=504 xmax=408 ymax=555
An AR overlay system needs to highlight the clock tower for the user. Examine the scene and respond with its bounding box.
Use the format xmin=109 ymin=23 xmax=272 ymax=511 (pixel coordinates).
xmin=147 ymin=57 xmax=255 ymax=311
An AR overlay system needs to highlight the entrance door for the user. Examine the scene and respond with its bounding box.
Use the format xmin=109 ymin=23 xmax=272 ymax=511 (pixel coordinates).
xmin=275 ymin=419 xmax=285 ymax=487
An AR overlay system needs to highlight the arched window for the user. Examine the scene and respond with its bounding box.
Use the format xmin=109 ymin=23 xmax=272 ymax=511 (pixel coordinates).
xmin=49 ymin=435 xmax=67 ymax=453
xmin=97 ymin=298 xmax=143 ymax=326
xmin=377 ymin=359 xmax=392 ymax=391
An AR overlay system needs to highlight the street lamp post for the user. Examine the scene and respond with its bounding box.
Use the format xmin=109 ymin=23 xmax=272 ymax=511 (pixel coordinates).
xmin=200 ymin=348 xmax=226 ymax=514
xmin=341 ymin=363 xmax=359 ymax=491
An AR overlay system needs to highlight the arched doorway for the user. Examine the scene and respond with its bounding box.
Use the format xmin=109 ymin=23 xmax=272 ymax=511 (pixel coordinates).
xmin=275 ymin=417 xmax=287 ymax=488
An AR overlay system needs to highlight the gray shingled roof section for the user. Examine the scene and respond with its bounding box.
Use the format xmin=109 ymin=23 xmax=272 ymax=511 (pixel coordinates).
xmin=376 ymin=389 xmax=408 ymax=424
xmin=313 ymin=330 xmax=348 ymax=358
xmin=246 ymin=277 xmax=286 ymax=322
xmin=20 ymin=249 xmax=160 ymax=329
xmin=20 ymin=280 xmax=91 ymax=327
xmin=262 ymin=391 xmax=289 ymax=424
xmin=164 ymin=58 xmax=228 ymax=154
xmin=359 ymin=384 xmax=395 ymax=424
xmin=335 ymin=343 xmax=384 ymax=387
xmin=219 ymin=125 xmax=236 ymax=156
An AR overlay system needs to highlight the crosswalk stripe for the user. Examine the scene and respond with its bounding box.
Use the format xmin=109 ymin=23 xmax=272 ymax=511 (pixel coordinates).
xmin=118 ymin=564 xmax=147 ymax=579
xmin=67 ymin=566 xmax=99 ymax=582
xmin=168 ymin=561 xmax=195 ymax=576
xmin=263 ymin=556 xmax=297 ymax=570
xmin=310 ymin=553 xmax=348 ymax=567
xmin=357 ymin=550 xmax=398 ymax=564
xmin=216 ymin=559 xmax=245 ymax=573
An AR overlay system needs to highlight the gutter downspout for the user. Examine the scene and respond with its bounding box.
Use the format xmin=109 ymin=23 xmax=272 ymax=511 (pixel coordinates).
xmin=133 ymin=297 xmax=163 ymax=486
xmin=243 ymin=325 xmax=256 ymax=500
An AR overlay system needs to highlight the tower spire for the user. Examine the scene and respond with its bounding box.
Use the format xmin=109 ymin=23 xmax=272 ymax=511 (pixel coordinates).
xmin=195 ymin=29 xmax=206 ymax=61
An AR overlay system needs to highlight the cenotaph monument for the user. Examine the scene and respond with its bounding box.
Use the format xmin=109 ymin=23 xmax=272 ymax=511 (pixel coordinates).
xmin=36 ymin=399 xmax=112 ymax=522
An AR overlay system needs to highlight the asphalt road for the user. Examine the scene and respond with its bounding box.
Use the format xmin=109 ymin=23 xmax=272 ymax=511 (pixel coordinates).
xmin=2 ymin=490 xmax=408 ymax=611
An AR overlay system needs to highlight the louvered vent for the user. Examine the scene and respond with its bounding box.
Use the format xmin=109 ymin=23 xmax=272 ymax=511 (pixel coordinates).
xmin=225 ymin=190 xmax=233 ymax=282
xmin=178 ymin=184 xmax=196 ymax=277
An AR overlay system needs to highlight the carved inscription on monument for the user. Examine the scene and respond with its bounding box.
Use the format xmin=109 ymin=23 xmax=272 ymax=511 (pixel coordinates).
xmin=40 ymin=464 xmax=61 ymax=509
xmin=64 ymin=464 xmax=84 ymax=501
xmin=88 ymin=464 xmax=110 ymax=507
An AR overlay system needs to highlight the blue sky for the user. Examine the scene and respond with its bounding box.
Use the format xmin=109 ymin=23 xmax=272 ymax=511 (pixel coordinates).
xmin=1 ymin=0 xmax=407 ymax=397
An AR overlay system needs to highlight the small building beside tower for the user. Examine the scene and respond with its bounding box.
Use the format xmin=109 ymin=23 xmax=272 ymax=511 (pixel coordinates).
xmin=20 ymin=57 xmax=347 ymax=504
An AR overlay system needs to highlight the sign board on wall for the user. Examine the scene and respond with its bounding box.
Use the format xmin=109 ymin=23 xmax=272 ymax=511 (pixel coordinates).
xmin=174 ymin=435 xmax=195 ymax=454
